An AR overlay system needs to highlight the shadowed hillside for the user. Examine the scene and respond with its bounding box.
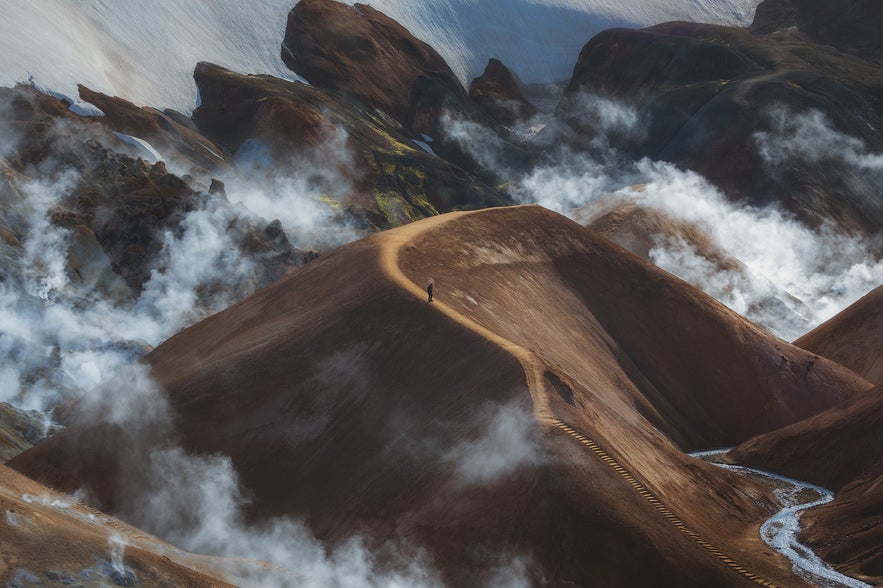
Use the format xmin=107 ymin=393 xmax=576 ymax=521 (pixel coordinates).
xmin=729 ymin=283 xmax=883 ymax=585
xmin=794 ymin=285 xmax=883 ymax=386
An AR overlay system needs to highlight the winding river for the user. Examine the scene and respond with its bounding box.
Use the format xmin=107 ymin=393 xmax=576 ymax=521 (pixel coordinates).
xmin=691 ymin=451 xmax=872 ymax=588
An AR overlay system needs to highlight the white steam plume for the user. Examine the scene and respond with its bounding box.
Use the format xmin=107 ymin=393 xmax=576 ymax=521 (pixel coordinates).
xmin=444 ymin=401 xmax=545 ymax=486
xmin=755 ymin=106 xmax=883 ymax=172
xmin=69 ymin=363 xmax=541 ymax=587
xmin=443 ymin=96 xmax=883 ymax=340
xmin=219 ymin=127 xmax=365 ymax=252
xmin=0 ymin=109 xmax=368 ymax=418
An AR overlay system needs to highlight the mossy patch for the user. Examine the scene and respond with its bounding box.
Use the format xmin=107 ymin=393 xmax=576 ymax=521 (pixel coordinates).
xmin=317 ymin=193 xmax=342 ymax=210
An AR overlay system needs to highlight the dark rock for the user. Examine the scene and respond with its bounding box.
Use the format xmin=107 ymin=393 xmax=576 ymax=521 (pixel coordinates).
xmin=469 ymin=59 xmax=538 ymax=127
xmin=751 ymin=0 xmax=883 ymax=57
xmin=560 ymin=21 xmax=883 ymax=237
xmin=280 ymin=0 xmax=476 ymax=135
xmin=208 ymin=178 xmax=226 ymax=196
xmin=192 ymin=62 xmax=510 ymax=229
xmin=78 ymin=85 xmax=229 ymax=175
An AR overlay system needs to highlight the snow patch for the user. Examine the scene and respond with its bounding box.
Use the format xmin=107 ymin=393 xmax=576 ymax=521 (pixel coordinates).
xmin=2 ymin=0 xmax=760 ymax=112
xmin=112 ymin=132 xmax=163 ymax=163
xmin=412 ymin=139 xmax=436 ymax=155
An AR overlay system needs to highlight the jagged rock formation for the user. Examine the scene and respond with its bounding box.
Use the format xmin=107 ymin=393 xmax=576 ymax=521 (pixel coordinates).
xmin=76 ymin=85 xmax=229 ymax=175
xmin=0 ymin=85 xmax=311 ymax=298
xmin=191 ymin=62 xmax=509 ymax=230
xmin=11 ymin=206 xmax=869 ymax=586
xmin=278 ymin=0 xmax=532 ymax=179
xmin=468 ymin=59 xmax=538 ymax=128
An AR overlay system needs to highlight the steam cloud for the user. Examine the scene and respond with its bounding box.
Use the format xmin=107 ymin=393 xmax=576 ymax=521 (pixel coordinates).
xmin=444 ymin=95 xmax=883 ymax=340
xmin=74 ymin=364 xmax=536 ymax=587
xmin=444 ymin=401 xmax=545 ymax=486
xmin=0 ymin=108 xmax=363 ymax=420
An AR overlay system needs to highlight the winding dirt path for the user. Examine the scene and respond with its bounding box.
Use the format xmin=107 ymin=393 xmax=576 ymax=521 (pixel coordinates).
xmin=378 ymin=210 xmax=781 ymax=588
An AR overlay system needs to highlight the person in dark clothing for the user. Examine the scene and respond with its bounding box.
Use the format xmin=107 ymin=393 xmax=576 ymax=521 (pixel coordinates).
xmin=427 ymin=282 xmax=434 ymax=302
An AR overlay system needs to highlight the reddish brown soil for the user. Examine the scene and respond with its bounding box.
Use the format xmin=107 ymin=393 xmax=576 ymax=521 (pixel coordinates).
xmin=0 ymin=464 xmax=234 ymax=586
xmin=12 ymin=206 xmax=871 ymax=586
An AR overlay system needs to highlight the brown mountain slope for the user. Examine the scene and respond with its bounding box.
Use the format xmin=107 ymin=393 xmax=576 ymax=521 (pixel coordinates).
xmin=727 ymin=384 xmax=883 ymax=584
xmin=728 ymin=384 xmax=882 ymax=492
xmin=729 ymin=283 xmax=883 ymax=585
xmin=794 ymin=284 xmax=883 ymax=385
xmin=11 ymin=206 xmax=870 ymax=586
xmin=0 ymin=463 xmax=236 ymax=586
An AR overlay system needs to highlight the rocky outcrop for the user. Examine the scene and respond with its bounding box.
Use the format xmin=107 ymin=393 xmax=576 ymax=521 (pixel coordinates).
xmin=469 ymin=59 xmax=537 ymax=127
xmin=281 ymin=0 xmax=477 ymax=137
xmin=192 ymin=62 xmax=510 ymax=229
xmin=1 ymin=84 xmax=311 ymax=298
xmin=77 ymin=85 xmax=229 ymax=175
xmin=560 ymin=21 xmax=883 ymax=238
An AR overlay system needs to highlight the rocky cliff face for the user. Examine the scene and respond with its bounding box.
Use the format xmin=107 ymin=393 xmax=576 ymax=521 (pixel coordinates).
xmin=191 ymin=62 xmax=510 ymax=230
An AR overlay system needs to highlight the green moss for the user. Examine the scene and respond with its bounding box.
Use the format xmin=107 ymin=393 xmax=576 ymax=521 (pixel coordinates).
xmin=317 ymin=193 xmax=342 ymax=210
xmin=408 ymin=191 xmax=439 ymax=217
xmin=369 ymin=124 xmax=416 ymax=156
xmin=374 ymin=190 xmax=407 ymax=227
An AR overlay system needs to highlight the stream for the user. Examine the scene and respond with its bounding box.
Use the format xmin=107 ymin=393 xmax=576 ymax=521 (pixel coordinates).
xmin=691 ymin=451 xmax=872 ymax=588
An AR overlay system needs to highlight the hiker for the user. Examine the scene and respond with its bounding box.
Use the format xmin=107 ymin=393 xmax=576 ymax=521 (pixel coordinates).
xmin=427 ymin=282 xmax=434 ymax=302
